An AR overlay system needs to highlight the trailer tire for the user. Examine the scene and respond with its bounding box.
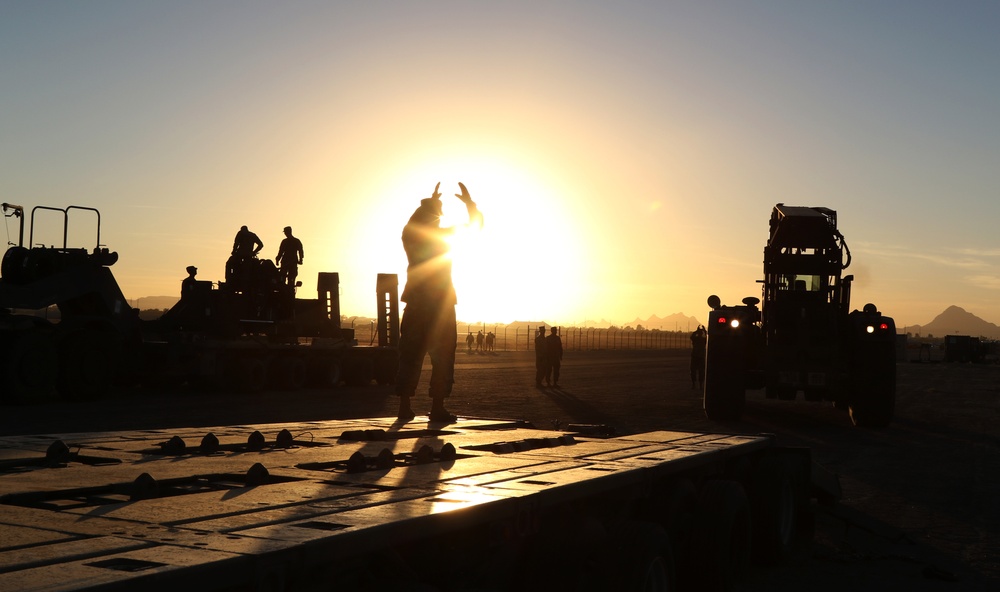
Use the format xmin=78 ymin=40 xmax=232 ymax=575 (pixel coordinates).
xmin=658 ymin=479 xmax=697 ymax=588
xmin=222 ymin=356 xmax=266 ymax=392
xmin=374 ymin=351 xmax=399 ymax=386
xmin=344 ymin=357 xmax=374 ymax=387
xmin=606 ymin=520 xmax=676 ymax=592
xmin=56 ymin=330 xmax=117 ymax=401
xmin=848 ymin=343 xmax=896 ymax=427
xmin=271 ymin=355 xmax=307 ymax=390
xmin=703 ymin=373 xmax=745 ymax=422
xmin=1 ymin=331 xmax=57 ymax=404
xmin=750 ymin=454 xmax=807 ymax=565
xmin=692 ymin=480 xmax=751 ymax=592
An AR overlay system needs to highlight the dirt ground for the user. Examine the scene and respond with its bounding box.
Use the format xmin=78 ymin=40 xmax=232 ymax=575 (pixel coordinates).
xmin=2 ymin=349 xmax=998 ymax=591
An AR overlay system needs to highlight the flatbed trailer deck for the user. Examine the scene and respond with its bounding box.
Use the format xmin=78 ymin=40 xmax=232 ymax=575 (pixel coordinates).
xmin=0 ymin=418 xmax=816 ymax=591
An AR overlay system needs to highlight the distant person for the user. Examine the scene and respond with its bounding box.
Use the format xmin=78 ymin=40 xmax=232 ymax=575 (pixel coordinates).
xmin=545 ymin=326 xmax=563 ymax=387
xmin=466 ymin=331 xmax=474 ymax=353
xmin=181 ymin=265 xmax=198 ymax=297
xmin=275 ymin=226 xmax=304 ymax=286
xmin=690 ymin=325 xmax=707 ymax=390
xmin=535 ymin=326 xmax=548 ymax=387
xmin=486 ymin=331 xmax=495 ymax=352
xmin=476 ymin=330 xmax=484 ymax=353
xmin=394 ymin=182 xmax=483 ymax=423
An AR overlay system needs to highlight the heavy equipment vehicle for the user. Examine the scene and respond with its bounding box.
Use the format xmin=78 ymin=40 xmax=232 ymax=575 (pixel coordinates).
xmin=0 ymin=203 xmax=399 ymax=403
xmin=703 ymin=204 xmax=896 ymax=427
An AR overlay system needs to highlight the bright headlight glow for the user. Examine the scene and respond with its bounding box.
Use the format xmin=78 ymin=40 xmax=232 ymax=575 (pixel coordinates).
xmin=730 ymin=319 xmax=740 ymax=328
xmin=866 ymin=325 xmax=875 ymax=334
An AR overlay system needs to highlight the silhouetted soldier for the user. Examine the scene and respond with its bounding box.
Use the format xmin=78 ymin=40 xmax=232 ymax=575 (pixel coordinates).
xmin=690 ymin=325 xmax=707 ymax=389
xmin=232 ymin=225 xmax=263 ymax=260
xmin=466 ymin=331 xmax=474 ymax=353
xmin=395 ymin=182 xmax=483 ymax=423
xmin=276 ymin=226 xmax=304 ymax=286
xmin=227 ymin=225 xmax=263 ymax=285
xmin=545 ymin=326 xmax=563 ymax=387
xmin=476 ymin=330 xmax=484 ymax=353
xmin=535 ymin=326 xmax=548 ymax=387
xmin=181 ymin=265 xmax=198 ymax=297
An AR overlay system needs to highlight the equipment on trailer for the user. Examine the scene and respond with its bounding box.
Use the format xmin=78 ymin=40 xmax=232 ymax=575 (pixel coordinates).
xmin=703 ymin=204 xmax=896 ymax=426
xmin=0 ymin=203 xmax=398 ymax=403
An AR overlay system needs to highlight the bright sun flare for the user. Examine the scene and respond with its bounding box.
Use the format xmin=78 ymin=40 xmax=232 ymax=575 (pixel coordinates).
xmin=384 ymin=157 xmax=588 ymax=325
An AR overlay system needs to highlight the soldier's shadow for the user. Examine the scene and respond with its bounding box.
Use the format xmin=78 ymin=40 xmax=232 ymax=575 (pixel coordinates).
xmin=539 ymin=386 xmax=618 ymax=428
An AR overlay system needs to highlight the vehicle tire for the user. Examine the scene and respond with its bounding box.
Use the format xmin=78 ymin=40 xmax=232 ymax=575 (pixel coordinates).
xmin=703 ymin=370 xmax=745 ymax=421
xmin=374 ymin=350 xmax=399 ymax=386
xmin=703 ymin=337 xmax=746 ymax=421
xmin=223 ymin=356 xmax=266 ymax=392
xmin=657 ymin=478 xmax=697 ymax=588
xmin=691 ymin=480 xmax=752 ymax=592
xmin=1 ymin=330 xmax=57 ymax=404
xmin=605 ymin=520 xmax=676 ymax=592
xmin=750 ymin=453 xmax=808 ymax=565
xmin=308 ymin=357 xmax=342 ymax=388
xmin=270 ymin=355 xmax=307 ymax=390
xmin=343 ymin=357 xmax=374 ymax=387
xmin=56 ymin=330 xmax=117 ymax=401
xmin=848 ymin=342 xmax=896 ymax=427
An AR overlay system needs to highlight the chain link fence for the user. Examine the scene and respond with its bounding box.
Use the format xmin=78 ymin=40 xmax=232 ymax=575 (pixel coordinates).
xmin=348 ymin=320 xmax=694 ymax=351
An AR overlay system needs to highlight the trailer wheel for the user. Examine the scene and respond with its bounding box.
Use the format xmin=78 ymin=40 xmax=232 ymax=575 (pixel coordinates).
xmin=221 ymin=356 xmax=266 ymax=392
xmin=374 ymin=351 xmax=399 ymax=386
xmin=703 ymin=371 xmax=745 ymax=422
xmin=270 ymin=355 xmax=307 ymax=390
xmin=344 ymin=357 xmax=374 ymax=387
xmin=56 ymin=330 xmax=117 ymax=401
xmin=692 ymin=480 xmax=751 ymax=592
xmin=658 ymin=479 xmax=697 ymax=588
xmin=1 ymin=331 xmax=57 ymax=404
xmin=606 ymin=520 xmax=676 ymax=592
xmin=750 ymin=454 xmax=808 ymax=565
xmin=848 ymin=344 xmax=896 ymax=427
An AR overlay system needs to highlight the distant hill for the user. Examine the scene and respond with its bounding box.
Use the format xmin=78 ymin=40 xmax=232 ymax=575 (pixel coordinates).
xmin=629 ymin=312 xmax=703 ymax=332
xmin=904 ymin=306 xmax=1000 ymax=339
xmin=134 ymin=296 xmax=178 ymax=311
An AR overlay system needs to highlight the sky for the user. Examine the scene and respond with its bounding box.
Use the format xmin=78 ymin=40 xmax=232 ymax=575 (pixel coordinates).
xmin=2 ymin=1 xmax=999 ymax=330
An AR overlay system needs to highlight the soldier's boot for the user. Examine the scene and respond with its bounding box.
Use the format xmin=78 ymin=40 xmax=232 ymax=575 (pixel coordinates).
xmin=397 ymin=395 xmax=416 ymax=422
xmin=428 ymin=398 xmax=457 ymax=424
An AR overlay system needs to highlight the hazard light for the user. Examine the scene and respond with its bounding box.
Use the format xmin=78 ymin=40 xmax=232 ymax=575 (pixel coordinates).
xmin=880 ymin=323 xmax=889 ymax=330
xmin=866 ymin=325 xmax=875 ymax=334
xmin=730 ymin=319 xmax=740 ymax=328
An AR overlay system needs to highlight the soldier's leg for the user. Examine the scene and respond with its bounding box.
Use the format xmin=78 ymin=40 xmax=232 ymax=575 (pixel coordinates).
xmin=395 ymin=305 xmax=430 ymax=420
xmin=427 ymin=305 xmax=457 ymax=422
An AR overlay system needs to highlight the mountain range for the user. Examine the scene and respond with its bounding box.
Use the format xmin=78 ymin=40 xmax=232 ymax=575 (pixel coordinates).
xmin=132 ymin=297 xmax=997 ymax=338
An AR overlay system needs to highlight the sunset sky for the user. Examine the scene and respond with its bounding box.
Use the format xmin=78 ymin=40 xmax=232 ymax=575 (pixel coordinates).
xmin=3 ymin=1 xmax=999 ymax=329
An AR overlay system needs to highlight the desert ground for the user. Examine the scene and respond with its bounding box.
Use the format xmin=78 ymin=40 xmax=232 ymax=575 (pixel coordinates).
xmin=1 ymin=349 xmax=997 ymax=591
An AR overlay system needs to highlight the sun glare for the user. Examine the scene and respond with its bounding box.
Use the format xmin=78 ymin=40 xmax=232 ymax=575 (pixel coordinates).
xmin=350 ymin=153 xmax=589 ymax=325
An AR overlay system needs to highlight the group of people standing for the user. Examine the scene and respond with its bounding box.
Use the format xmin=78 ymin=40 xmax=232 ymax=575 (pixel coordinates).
xmin=534 ymin=326 xmax=564 ymax=387
xmin=183 ymin=225 xmax=304 ymax=296
xmin=465 ymin=330 xmax=496 ymax=353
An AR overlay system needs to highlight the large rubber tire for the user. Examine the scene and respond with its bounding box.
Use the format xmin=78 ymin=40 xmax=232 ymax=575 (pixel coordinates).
xmin=269 ymin=355 xmax=307 ymax=390
xmin=606 ymin=520 xmax=676 ymax=592
xmin=657 ymin=479 xmax=697 ymax=589
xmin=343 ymin=357 xmax=374 ymax=387
xmin=374 ymin=350 xmax=399 ymax=386
xmin=56 ymin=330 xmax=117 ymax=401
xmin=1 ymin=330 xmax=58 ymax=404
xmin=848 ymin=343 xmax=896 ymax=427
xmin=703 ymin=367 xmax=746 ymax=421
xmin=308 ymin=357 xmax=342 ymax=388
xmin=703 ymin=335 xmax=746 ymax=421
xmin=750 ymin=454 xmax=809 ymax=565
xmin=691 ymin=480 xmax=752 ymax=592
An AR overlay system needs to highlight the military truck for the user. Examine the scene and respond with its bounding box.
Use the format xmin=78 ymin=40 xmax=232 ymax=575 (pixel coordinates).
xmin=0 ymin=203 xmax=398 ymax=403
xmin=703 ymin=204 xmax=896 ymax=427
